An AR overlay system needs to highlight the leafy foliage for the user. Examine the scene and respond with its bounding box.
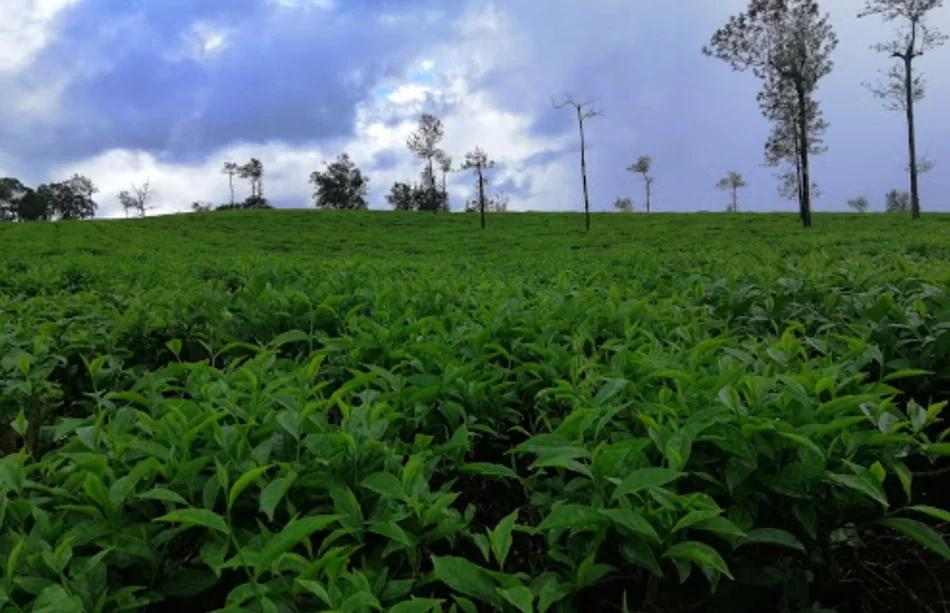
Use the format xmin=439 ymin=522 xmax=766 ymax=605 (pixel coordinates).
xmin=310 ymin=154 xmax=370 ymax=210
xmin=1 ymin=211 xmax=949 ymax=613
xmin=848 ymin=196 xmax=871 ymax=213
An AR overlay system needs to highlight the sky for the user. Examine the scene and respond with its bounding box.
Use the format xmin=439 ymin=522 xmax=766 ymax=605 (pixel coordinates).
xmin=1 ymin=0 xmax=948 ymax=217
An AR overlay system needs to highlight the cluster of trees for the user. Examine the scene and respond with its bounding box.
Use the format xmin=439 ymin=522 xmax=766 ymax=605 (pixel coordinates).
xmin=701 ymin=0 xmax=944 ymax=227
xmin=0 ymin=175 xmax=98 ymax=221
xmin=848 ymin=189 xmax=918 ymax=213
xmin=308 ymin=113 xmax=508 ymax=228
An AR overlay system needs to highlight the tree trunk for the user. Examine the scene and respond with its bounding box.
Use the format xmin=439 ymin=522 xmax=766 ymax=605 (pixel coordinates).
xmin=904 ymin=55 xmax=920 ymax=219
xmin=578 ymin=109 xmax=591 ymax=232
xmin=732 ymin=186 xmax=738 ymax=212
xmin=478 ymin=167 xmax=485 ymax=230
xmin=795 ymin=82 xmax=812 ymax=228
xmin=229 ymin=173 xmax=235 ymax=206
xmin=645 ymin=181 xmax=651 ymax=214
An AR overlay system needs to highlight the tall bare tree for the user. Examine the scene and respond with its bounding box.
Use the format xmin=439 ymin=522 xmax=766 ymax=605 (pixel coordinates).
xmin=239 ymin=158 xmax=264 ymax=199
xmin=407 ymin=114 xmax=444 ymax=190
xmin=554 ymin=96 xmax=602 ymax=232
xmin=704 ymin=0 xmax=838 ymax=228
xmin=222 ymin=162 xmax=239 ymax=207
xmin=118 ymin=178 xmax=153 ymax=218
xmin=716 ymin=171 xmax=747 ymax=212
xmin=627 ymin=156 xmax=655 ymax=213
xmin=460 ymin=147 xmax=495 ymax=230
xmin=435 ymin=150 xmax=453 ymax=209
xmin=859 ymin=0 xmax=946 ymax=219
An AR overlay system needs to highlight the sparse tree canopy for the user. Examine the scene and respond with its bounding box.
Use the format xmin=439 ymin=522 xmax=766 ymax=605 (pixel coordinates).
xmin=885 ymin=189 xmax=912 ymax=213
xmin=848 ymin=196 xmax=871 ymax=213
xmin=859 ymin=0 xmax=946 ymax=220
xmin=407 ymin=114 xmax=444 ymax=189
xmin=309 ymin=153 xmax=369 ymax=210
xmin=239 ymin=158 xmax=264 ymax=199
xmin=627 ymin=156 xmax=655 ymax=213
xmin=613 ymin=197 xmax=634 ymax=212
xmin=716 ymin=172 xmax=747 ymax=212
xmin=118 ymin=179 xmax=153 ymax=218
xmin=460 ymin=147 xmax=495 ymax=230
xmin=191 ymin=201 xmax=213 ymax=213
xmin=0 ymin=177 xmax=30 ymax=221
xmin=554 ymin=95 xmax=602 ymax=232
xmin=704 ymin=0 xmax=838 ymax=228
xmin=222 ymin=162 xmax=239 ymax=207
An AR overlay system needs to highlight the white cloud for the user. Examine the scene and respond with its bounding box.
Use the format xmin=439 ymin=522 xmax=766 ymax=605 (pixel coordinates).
xmin=267 ymin=0 xmax=334 ymax=10
xmin=0 ymin=0 xmax=82 ymax=74
xmin=168 ymin=22 xmax=233 ymax=64
xmin=54 ymin=1 xmax=574 ymax=216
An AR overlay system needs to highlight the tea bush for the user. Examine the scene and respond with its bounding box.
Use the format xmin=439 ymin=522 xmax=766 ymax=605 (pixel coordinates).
xmin=1 ymin=211 xmax=949 ymax=613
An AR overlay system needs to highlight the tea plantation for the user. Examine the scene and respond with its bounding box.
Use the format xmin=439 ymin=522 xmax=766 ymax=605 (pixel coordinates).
xmin=1 ymin=211 xmax=949 ymax=613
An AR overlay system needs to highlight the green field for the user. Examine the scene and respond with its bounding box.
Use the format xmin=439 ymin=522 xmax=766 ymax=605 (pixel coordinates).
xmin=1 ymin=211 xmax=950 ymax=613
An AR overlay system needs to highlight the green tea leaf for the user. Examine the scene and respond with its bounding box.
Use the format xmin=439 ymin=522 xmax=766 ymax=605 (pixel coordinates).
xmin=371 ymin=521 xmax=413 ymax=549
xmin=389 ymin=599 xmax=444 ymax=613
xmin=489 ymin=510 xmax=518 ymax=569
xmin=228 ymin=465 xmax=273 ymax=508
xmin=461 ymin=463 xmax=519 ymax=479
xmin=878 ymin=518 xmax=950 ymax=560
xmin=271 ymin=330 xmax=311 ymax=348
xmin=904 ymin=505 xmax=950 ymax=524
xmin=255 ymin=515 xmax=343 ymax=577
xmin=738 ymin=528 xmax=806 ymax=553
xmin=31 ymin=584 xmax=82 ymax=613
xmin=882 ymin=369 xmax=932 ymax=382
xmin=498 ymin=585 xmax=534 ymax=613
xmin=430 ymin=555 xmax=501 ymax=606
xmin=599 ymin=508 xmax=661 ymax=544
xmin=138 ymin=488 xmax=189 ymax=506
xmin=828 ymin=472 xmax=889 ymax=508
xmin=692 ymin=516 xmax=746 ymax=540
xmin=155 ymin=509 xmax=229 ymax=535
xmin=537 ymin=503 xmax=605 ymax=532
xmin=613 ymin=468 xmax=684 ymax=498
xmin=260 ymin=471 xmax=298 ymax=522
xmin=672 ymin=510 xmax=722 ymax=534
xmin=362 ymin=472 xmax=406 ymax=500
xmin=662 ymin=541 xmax=733 ymax=580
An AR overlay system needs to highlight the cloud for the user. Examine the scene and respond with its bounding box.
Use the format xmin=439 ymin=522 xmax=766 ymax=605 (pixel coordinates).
xmin=0 ymin=0 xmax=82 ymax=74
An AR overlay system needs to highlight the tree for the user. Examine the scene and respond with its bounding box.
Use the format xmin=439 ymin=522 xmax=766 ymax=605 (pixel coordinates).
xmin=763 ymin=79 xmax=828 ymax=211
xmin=0 ymin=177 xmax=30 ymax=221
xmin=613 ymin=197 xmax=634 ymax=212
xmin=436 ymin=151 xmax=452 ymax=194
xmin=117 ymin=179 xmax=153 ymax=218
xmin=716 ymin=171 xmax=747 ymax=212
xmin=46 ymin=175 xmax=98 ymax=220
xmin=627 ymin=156 xmax=655 ymax=213
xmin=222 ymin=162 xmax=239 ymax=207
xmin=387 ymin=182 xmax=415 ymax=211
xmin=17 ymin=190 xmax=51 ymax=221
xmin=848 ymin=196 xmax=871 ymax=212
xmin=704 ymin=0 xmax=838 ymax=228
xmin=859 ymin=0 xmax=946 ymax=219
xmin=885 ymin=189 xmax=911 ymax=212
xmin=309 ymin=153 xmax=369 ymax=210
xmin=554 ymin=96 xmax=603 ymax=232
xmin=239 ymin=158 xmax=264 ymax=199
xmin=460 ymin=147 xmax=495 ymax=230
xmin=407 ymin=114 xmax=444 ymax=190
xmin=191 ymin=201 xmax=213 ymax=213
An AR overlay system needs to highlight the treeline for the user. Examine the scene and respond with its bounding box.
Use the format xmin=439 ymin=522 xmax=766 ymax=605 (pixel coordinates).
xmin=306 ymin=113 xmax=508 ymax=229
xmin=0 ymin=175 xmax=98 ymax=221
